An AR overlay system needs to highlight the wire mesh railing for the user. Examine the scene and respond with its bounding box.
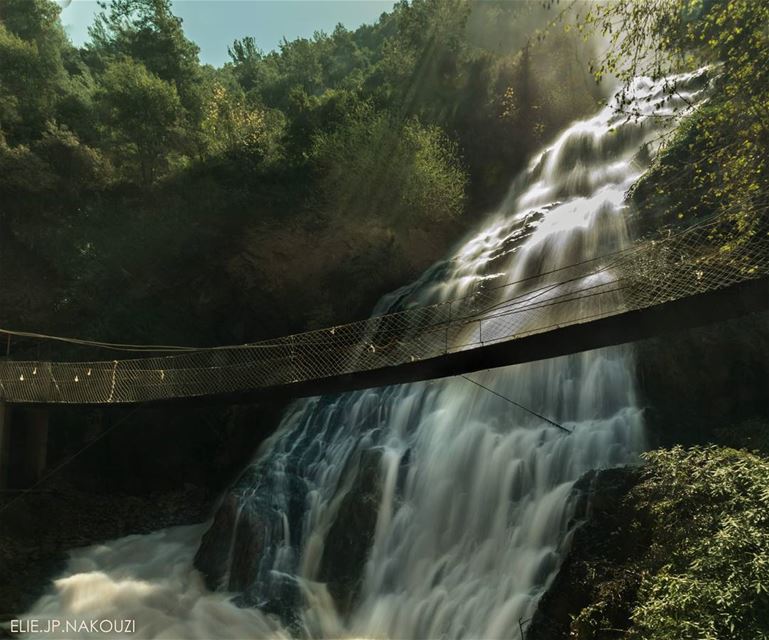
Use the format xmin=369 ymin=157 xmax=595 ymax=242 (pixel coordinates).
xmin=1 ymin=209 xmax=767 ymax=404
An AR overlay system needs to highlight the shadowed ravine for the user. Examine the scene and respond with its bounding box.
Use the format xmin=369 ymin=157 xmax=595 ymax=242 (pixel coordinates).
xmin=21 ymin=70 xmax=709 ymax=640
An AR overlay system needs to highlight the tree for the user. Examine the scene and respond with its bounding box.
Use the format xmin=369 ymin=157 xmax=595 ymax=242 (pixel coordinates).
xmin=582 ymin=0 xmax=768 ymax=243
xmin=227 ymin=36 xmax=265 ymax=93
xmin=95 ymin=57 xmax=182 ymax=183
xmin=0 ymin=0 xmax=69 ymax=142
xmin=0 ymin=22 xmax=34 ymax=134
xmin=88 ymin=0 xmax=202 ymax=128
xmin=311 ymin=104 xmax=466 ymax=226
xmin=200 ymin=80 xmax=284 ymax=164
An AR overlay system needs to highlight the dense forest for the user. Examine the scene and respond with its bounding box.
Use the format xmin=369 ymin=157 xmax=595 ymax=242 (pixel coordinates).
xmin=0 ymin=0 xmax=602 ymax=346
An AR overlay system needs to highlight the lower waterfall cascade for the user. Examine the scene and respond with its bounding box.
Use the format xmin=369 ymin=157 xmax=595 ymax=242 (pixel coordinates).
xmin=20 ymin=69 xmax=710 ymax=639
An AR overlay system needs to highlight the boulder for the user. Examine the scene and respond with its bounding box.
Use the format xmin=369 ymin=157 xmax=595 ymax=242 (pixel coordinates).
xmin=318 ymin=447 xmax=383 ymax=617
xmin=526 ymin=466 xmax=645 ymax=640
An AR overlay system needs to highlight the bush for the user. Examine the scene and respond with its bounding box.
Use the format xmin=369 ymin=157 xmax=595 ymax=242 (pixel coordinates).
xmin=630 ymin=446 xmax=769 ymax=640
xmin=311 ymin=105 xmax=467 ymax=227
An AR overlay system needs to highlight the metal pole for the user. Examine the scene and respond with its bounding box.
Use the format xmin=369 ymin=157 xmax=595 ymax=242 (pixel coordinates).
xmin=290 ymin=335 xmax=297 ymax=382
xmin=0 ymin=402 xmax=10 ymax=490
xmin=26 ymin=409 xmax=49 ymax=485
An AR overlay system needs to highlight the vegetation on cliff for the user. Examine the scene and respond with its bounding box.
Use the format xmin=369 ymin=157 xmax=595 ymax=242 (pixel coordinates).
xmin=563 ymin=442 xmax=769 ymax=640
xmin=530 ymin=415 xmax=769 ymax=640
xmin=585 ymin=0 xmax=769 ymax=242
xmin=629 ymin=445 xmax=769 ymax=639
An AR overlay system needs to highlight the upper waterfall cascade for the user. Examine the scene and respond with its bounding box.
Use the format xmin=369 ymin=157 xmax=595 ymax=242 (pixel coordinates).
xmin=22 ymin=70 xmax=712 ymax=640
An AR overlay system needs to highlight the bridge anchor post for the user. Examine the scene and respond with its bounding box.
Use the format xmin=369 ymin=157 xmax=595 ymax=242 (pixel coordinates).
xmin=0 ymin=404 xmax=49 ymax=490
xmin=0 ymin=402 xmax=10 ymax=490
xmin=23 ymin=408 xmax=49 ymax=487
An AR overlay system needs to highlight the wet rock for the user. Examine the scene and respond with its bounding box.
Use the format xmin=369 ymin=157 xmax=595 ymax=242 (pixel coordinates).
xmin=318 ymin=447 xmax=383 ymax=617
xmin=194 ymin=436 xmax=384 ymax=624
xmin=194 ymin=493 xmax=241 ymax=591
xmin=193 ymin=460 xmax=309 ymax=627
xmin=228 ymin=498 xmax=283 ymax=596
xmin=526 ymin=466 xmax=645 ymax=640
xmin=195 ymin=493 xmax=292 ymax=594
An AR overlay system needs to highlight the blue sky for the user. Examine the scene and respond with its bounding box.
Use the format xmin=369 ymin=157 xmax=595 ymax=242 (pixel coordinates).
xmin=59 ymin=0 xmax=397 ymax=67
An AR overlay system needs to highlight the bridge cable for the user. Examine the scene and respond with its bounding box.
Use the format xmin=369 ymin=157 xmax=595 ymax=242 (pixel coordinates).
xmin=452 ymin=198 xmax=769 ymax=305
xmin=0 ymin=406 xmax=141 ymax=514
xmin=0 ymin=328 xmax=199 ymax=353
xmin=1 ymin=200 xmax=766 ymax=357
xmin=461 ymin=373 xmax=572 ymax=434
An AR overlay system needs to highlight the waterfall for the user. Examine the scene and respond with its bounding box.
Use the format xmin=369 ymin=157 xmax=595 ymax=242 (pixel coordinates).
xmin=20 ymin=70 xmax=709 ymax=640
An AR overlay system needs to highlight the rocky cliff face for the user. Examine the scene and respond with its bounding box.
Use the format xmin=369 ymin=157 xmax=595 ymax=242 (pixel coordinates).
xmin=189 ymin=314 xmax=769 ymax=634
xmin=525 ymin=466 xmax=647 ymax=640
xmin=636 ymin=312 xmax=769 ymax=447
xmin=316 ymin=447 xmax=383 ymax=617
xmin=194 ymin=444 xmax=384 ymax=626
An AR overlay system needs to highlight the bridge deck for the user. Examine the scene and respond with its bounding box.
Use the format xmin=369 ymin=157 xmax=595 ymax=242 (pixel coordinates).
xmin=1 ymin=213 xmax=768 ymax=405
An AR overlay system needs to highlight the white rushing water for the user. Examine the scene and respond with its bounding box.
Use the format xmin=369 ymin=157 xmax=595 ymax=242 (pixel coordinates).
xmin=19 ymin=71 xmax=709 ymax=640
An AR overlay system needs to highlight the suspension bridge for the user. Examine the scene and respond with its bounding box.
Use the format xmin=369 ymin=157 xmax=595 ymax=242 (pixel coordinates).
xmin=1 ymin=211 xmax=768 ymax=407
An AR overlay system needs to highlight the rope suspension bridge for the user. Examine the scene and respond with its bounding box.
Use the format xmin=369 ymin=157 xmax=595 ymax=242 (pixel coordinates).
xmin=1 ymin=210 xmax=768 ymax=406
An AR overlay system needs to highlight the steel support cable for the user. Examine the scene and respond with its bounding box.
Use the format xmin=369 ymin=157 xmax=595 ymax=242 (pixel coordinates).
xmin=0 ymin=328 xmax=200 ymax=353
xmin=447 ymin=240 xmax=766 ymax=347
xmin=478 ymin=197 xmax=768 ymax=291
xmin=2 ymin=99 xmax=759 ymax=356
xmin=462 ymin=242 xmax=668 ymax=323
xmin=461 ymin=374 xmax=571 ymax=434
xmin=475 ymin=281 xmax=630 ymax=326
xmin=464 ymin=254 xmax=630 ymax=321
xmin=0 ymin=406 xmax=141 ymax=514
xmin=0 ymin=240 xmax=758 ymax=376
xmin=372 ymin=199 xmax=768 ymax=334
xmin=176 ymin=205 xmax=766 ymax=354
xmin=462 ymin=199 xmax=769 ymax=304
xmin=445 ymin=284 xmax=629 ymax=343
xmin=0 ymin=278 xmax=756 ymax=398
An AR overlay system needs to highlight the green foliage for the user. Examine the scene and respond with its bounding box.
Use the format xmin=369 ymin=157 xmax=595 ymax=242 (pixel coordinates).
xmin=311 ymin=105 xmax=466 ymax=226
xmin=629 ymin=446 xmax=769 ymax=640
xmin=224 ymin=0 xmax=601 ymax=206
xmin=0 ymin=0 xmax=600 ymax=343
xmin=402 ymin=119 xmax=466 ymax=222
xmin=88 ymin=0 xmax=200 ymax=107
xmin=583 ymin=0 xmax=768 ymax=245
xmin=0 ymin=0 xmax=69 ymax=141
xmin=95 ymin=57 xmax=182 ymax=182
xmin=0 ymin=133 xmax=56 ymax=194
xmin=0 ymin=24 xmax=37 ymax=130
xmin=565 ymin=444 xmax=769 ymax=640
xmin=200 ymin=80 xmax=284 ymax=163
xmin=33 ymin=123 xmax=110 ymax=194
